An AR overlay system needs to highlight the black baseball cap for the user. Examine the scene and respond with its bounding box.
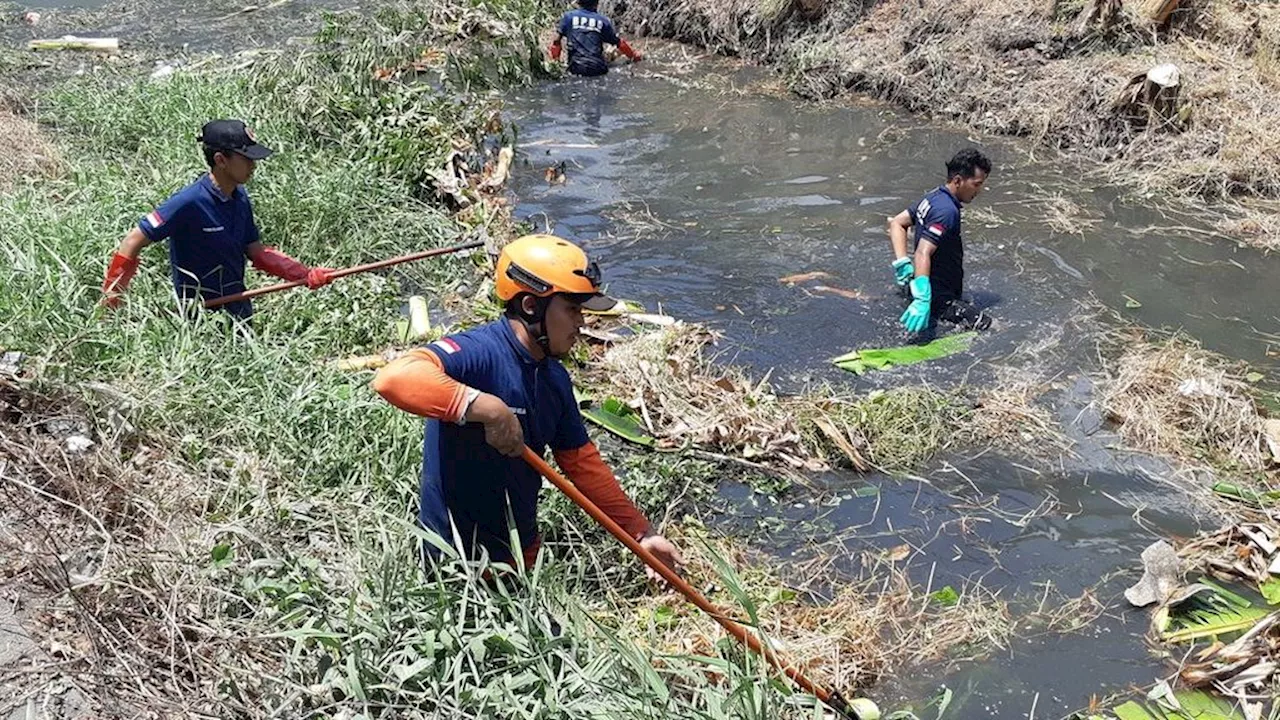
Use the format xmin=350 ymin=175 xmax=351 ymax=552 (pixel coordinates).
xmin=198 ymin=119 xmax=273 ymax=160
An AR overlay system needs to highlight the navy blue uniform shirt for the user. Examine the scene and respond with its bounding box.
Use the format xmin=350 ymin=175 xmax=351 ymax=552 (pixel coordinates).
xmin=557 ymin=8 xmax=620 ymax=77
xmin=138 ymin=174 xmax=259 ymax=319
xmin=420 ymin=320 xmax=590 ymax=563
xmin=907 ymin=186 xmax=964 ymax=306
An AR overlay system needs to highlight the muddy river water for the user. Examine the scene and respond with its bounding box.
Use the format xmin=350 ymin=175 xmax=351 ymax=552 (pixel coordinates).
xmin=506 ymin=52 xmax=1278 ymax=715
xmin=8 ymin=3 xmax=1280 ymax=715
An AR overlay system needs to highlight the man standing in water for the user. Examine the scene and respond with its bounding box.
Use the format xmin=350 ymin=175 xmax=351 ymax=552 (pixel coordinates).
xmin=888 ymin=148 xmax=993 ymax=335
xmin=372 ymin=234 xmax=682 ymax=575
xmin=548 ymin=0 xmax=643 ymax=77
xmin=100 ymin=119 xmax=333 ymax=319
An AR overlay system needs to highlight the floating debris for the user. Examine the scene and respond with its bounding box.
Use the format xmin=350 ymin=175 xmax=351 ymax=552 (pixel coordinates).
xmin=1124 ymin=540 xmax=1182 ymax=608
xmin=544 ymin=160 xmax=567 ymax=185
xmin=1098 ymin=331 xmax=1272 ymax=474
xmin=574 ymin=391 xmax=655 ymax=447
xmin=810 ymin=285 xmax=864 ymax=300
xmin=1121 ymin=523 xmax=1280 ymax=718
xmin=27 ymin=36 xmax=120 ymax=53
xmin=777 ymin=271 xmax=835 ymax=284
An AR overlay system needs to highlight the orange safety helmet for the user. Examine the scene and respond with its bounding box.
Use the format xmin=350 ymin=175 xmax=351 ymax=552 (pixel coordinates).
xmin=495 ymin=234 xmax=616 ymax=311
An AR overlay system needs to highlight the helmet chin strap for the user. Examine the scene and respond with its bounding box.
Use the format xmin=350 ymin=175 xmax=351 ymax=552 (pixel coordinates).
xmin=517 ymin=295 xmax=557 ymax=358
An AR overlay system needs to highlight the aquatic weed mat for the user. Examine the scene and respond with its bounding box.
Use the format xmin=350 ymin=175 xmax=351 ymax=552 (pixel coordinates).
xmin=578 ymin=320 xmax=1076 ymax=475
xmin=1095 ymin=327 xmax=1275 ymax=476
xmin=567 ymin=521 xmax=1017 ymax=695
xmin=577 ymin=321 xmax=976 ymax=474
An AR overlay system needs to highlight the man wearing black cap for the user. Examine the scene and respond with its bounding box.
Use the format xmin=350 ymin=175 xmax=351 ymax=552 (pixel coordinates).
xmin=101 ymin=119 xmax=333 ymax=319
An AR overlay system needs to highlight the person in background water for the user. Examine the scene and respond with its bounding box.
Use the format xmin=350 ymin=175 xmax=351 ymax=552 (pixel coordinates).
xmin=887 ymin=148 xmax=993 ymax=335
xmin=100 ymin=119 xmax=333 ymax=319
xmin=548 ymin=0 xmax=643 ymax=77
xmin=372 ymin=234 xmax=682 ymax=576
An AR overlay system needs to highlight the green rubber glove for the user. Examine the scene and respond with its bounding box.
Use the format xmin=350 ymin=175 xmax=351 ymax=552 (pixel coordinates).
xmin=900 ymin=276 xmax=932 ymax=333
xmin=892 ymin=257 xmax=914 ymax=287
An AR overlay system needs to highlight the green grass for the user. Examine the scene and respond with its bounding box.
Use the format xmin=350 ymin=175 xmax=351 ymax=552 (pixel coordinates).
xmin=0 ymin=2 xmax=839 ymax=717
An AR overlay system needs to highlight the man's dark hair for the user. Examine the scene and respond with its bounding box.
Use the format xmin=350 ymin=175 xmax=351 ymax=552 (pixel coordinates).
xmin=203 ymin=146 xmax=219 ymax=168
xmin=946 ymin=148 xmax=992 ymax=180
xmin=577 ymin=0 xmax=599 ymax=10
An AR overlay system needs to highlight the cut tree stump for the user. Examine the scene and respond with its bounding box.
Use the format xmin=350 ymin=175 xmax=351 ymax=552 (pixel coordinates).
xmin=1115 ymin=63 xmax=1184 ymax=131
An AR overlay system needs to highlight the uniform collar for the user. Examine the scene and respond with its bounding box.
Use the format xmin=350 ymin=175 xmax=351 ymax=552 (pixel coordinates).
xmin=938 ymin=185 xmax=962 ymax=207
xmin=499 ymin=318 xmax=544 ymax=366
xmin=200 ymin=173 xmax=240 ymax=203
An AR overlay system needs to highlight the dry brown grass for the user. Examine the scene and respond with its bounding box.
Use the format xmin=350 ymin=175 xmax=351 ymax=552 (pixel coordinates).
xmin=579 ymin=321 xmax=1074 ymax=473
xmin=968 ymin=377 xmax=1074 ymax=457
xmin=1096 ymin=329 xmax=1272 ymax=472
xmin=613 ymin=524 xmax=1014 ymax=692
xmin=1213 ymin=199 xmax=1280 ymax=252
xmin=581 ymin=322 xmax=822 ymax=469
xmin=0 ymin=378 xmax=214 ymax=717
xmin=0 ymin=108 xmax=62 ymax=191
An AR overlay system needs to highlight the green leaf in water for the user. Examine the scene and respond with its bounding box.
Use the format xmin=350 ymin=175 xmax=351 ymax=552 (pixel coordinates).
xmin=1211 ymin=481 xmax=1280 ymax=507
xmin=1162 ymin=580 xmax=1269 ymax=643
xmin=930 ymin=586 xmax=960 ymax=607
xmin=766 ymin=587 xmax=797 ymax=605
xmin=1108 ymin=689 xmax=1247 ymax=720
xmin=1123 ymin=294 xmax=1142 ymax=309
xmin=1244 ymin=371 xmax=1264 ymax=383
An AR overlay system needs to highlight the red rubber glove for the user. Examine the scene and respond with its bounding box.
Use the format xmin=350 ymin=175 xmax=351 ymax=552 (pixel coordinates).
xmin=549 ymin=40 xmax=562 ymax=61
xmin=617 ymin=39 xmax=642 ymax=62
xmin=101 ymin=252 xmax=140 ymax=309
xmin=252 ymin=246 xmax=309 ymax=282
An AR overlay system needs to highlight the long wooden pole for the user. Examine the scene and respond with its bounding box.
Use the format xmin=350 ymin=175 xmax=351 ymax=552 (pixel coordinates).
xmin=203 ymin=240 xmax=485 ymax=309
xmin=520 ymin=446 xmax=874 ymax=720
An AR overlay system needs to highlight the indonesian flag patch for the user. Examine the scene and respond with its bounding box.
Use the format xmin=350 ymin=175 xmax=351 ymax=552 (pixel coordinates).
xmin=433 ymin=337 xmax=461 ymax=354
xmin=925 ymin=223 xmax=946 ymax=238
xmin=145 ymin=210 xmax=164 ymax=228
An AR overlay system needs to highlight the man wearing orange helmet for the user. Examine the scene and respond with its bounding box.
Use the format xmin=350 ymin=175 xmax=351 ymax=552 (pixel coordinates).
xmin=373 ymin=234 xmax=682 ymax=574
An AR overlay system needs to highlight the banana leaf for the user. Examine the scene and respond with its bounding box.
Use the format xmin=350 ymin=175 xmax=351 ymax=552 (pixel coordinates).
xmin=574 ymin=389 xmax=654 ymax=447
xmin=1108 ymin=689 xmax=1246 ymax=720
xmin=1260 ymin=578 xmax=1280 ymax=605
xmin=832 ymin=332 xmax=978 ymax=375
xmin=1211 ymin=482 xmax=1280 ymax=507
xmin=1161 ymin=580 xmax=1270 ymax=643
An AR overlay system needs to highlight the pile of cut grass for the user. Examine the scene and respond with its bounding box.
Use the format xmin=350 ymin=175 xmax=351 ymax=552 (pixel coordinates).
xmin=0 ymin=107 xmax=61 ymax=191
xmin=578 ymin=322 xmax=974 ymax=473
xmin=1097 ymin=329 xmax=1274 ymax=475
